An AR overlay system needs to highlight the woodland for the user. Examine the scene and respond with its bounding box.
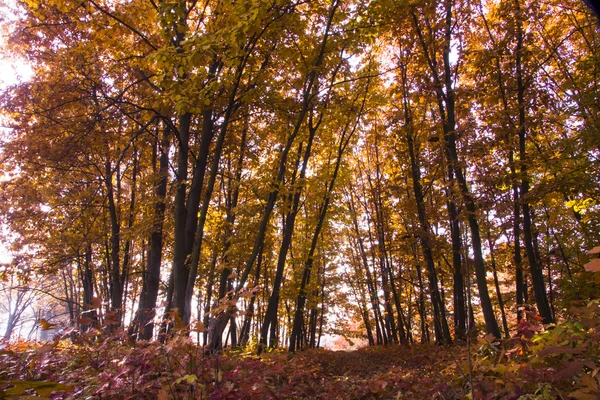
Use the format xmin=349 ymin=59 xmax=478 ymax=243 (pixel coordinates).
xmin=0 ymin=0 xmax=600 ymax=398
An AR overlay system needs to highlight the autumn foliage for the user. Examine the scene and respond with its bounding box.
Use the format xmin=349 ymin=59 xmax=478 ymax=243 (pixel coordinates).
xmin=0 ymin=301 xmax=599 ymax=399
xmin=1 ymin=0 xmax=600 ymax=397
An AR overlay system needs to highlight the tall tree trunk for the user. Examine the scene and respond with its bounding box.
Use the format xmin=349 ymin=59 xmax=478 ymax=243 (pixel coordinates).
xmin=401 ymin=68 xmax=451 ymax=344
xmin=367 ymin=159 xmax=405 ymax=344
xmin=411 ymin=1 xmax=501 ymax=338
xmin=289 ymin=76 xmax=368 ymax=350
xmin=515 ymin=0 xmax=553 ymax=324
xmin=169 ymin=0 xmax=196 ymax=325
xmin=485 ymin=216 xmax=510 ymax=337
xmin=187 ymin=58 xmax=245 ymax=328
xmin=170 ymin=111 xmax=191 ymax=328
xmin=120 ymin=147 xmax=137 ymax=326
xmin=105 ymin=160 xmax=123 ymax=322
xmin=477 ymin=0 xmax=527 ymax=320
xmin=80 ymin=244 xmax=96 ymax=330
xmin=202 ymin=251 xmax=218 ymax=346
xmin=260 ymin=123 xmax=317 ymax=350
xmin=347 ymin=186 xmax=386 ymax=345
xmin=134 ymin=126 xmax=169 ymax=340
xmin=239 ymin=244 xmax=263 ymax=347
xmin=511 ymin=151 xmax=527 ymax=319
xmin=237 ymin=0 xmax=340 ymax=298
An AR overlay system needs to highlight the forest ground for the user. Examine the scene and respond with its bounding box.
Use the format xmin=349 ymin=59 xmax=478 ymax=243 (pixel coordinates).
xmin=1 ymin=303 xmax=600 ymax=399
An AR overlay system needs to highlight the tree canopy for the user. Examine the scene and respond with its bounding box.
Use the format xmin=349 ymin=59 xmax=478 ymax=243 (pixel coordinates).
xmin=0 ymin=0 xmax=599 ymax=358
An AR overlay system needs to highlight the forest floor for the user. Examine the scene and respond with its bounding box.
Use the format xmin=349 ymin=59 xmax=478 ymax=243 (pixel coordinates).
xmin=1 ymin=303 xmax=600 ymax=399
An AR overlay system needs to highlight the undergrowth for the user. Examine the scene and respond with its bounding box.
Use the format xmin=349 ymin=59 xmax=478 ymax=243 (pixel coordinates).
xmin=1 ymin=301 xmax=599 ymax=399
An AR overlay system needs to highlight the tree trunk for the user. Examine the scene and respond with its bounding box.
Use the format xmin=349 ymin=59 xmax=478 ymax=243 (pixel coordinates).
xmin=80 ymin=244 xmax=96 ymax=330
xmin=485 ymin=217 xmax=510 ymax=338
xmin=411 ymin=1 xmax=501 ymax=338
xmin=134 ymin=126 xmax=169 ymax=340
xmin=347 ymin=186 xmax=386 ymax=345
xmin=237 ymin=0 xmax=340 ymax=297
xmin=260 ymin=124 xmax=316 ymax=350
xmin=401 ymin=71 xmax=451 ymax=344
xmin=289 ymin=79 xmax=366 ymax=350
xmin=105 ymin=159 xmax=123 ymax=322
xmin=515 ymin=0 xmax=553 ymax=324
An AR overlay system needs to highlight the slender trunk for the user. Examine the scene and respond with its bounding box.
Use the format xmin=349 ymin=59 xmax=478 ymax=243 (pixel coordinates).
xmin=543 ymin=203 xmax=572 ymax=278
xmin=260 ymin=128 xmax=316 ymax=350
xmin=402 ymin=72 xmax=451 ymax=344
xmin=346 ymin=265 xmax=375 ymax=346
xmin=81 ymin=244 xmax=96 ymax=330
xmin=237 ymin=0 xmax=340 ymax=296
xmin=347 ymin=186 xmax=386 ymax=345
xmin=511 ymin=151 xmax=526 ymax=318
xmin=411 ymin=2 xmax=500 ymax=337
xmin=120 ymin=148 xmax=137 ymax=326
xmin=445 ymin=166 xmax=466 ymax=340
xmin=367 ymin=164 xmax=402 ymax=344
xmin=308 ymin=289 xmax=318 ymax=348
xmin=171 ymin=111 xmax=191 ymax=326
xmin=515 ymin=0 xmax=553 ymax=324
xmin=239 ymin=245 xmax=263 ymax=346
xmin=289 ymin=88 xmax=365 ymax=350
xmin=478 ymin=0 xmax=526 ymax=319
xmin=105 ymin=160 xmax=123 ymax=321
xmin=415 ymin=261 xmax=429 ymax=343
xmin=134 ymin=127 xmax=170 ymax=340
xmin=485 ymin=219 xmax=510 ymax=338
xmin=289 ymin=178 xmax=333 ymax=352
xmin=317 ymin=266 xmax=326 ymax=348
xmin=202 ymin=251 xmax=218 ymax=346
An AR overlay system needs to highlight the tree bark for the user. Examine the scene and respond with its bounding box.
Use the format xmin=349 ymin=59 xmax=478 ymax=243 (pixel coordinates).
xmin=400 ymin=65 xmax=451 ymax=344
xmin=515 ymin=0 xmax=553 ymax=324
xmin=411 ymin=1 xmax=501 ymax=338
xmin=134 ymin=126 xmax=169 ymax=340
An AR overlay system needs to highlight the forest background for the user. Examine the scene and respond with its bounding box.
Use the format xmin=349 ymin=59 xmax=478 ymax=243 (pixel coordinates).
xmin=0 ymin=0 xmax=600 ymax=397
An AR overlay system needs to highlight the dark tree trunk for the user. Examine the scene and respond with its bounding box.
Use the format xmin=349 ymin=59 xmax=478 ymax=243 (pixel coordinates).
xmin=289 ymin=74 xmax=367 ymax=350
xmin=239 ymin=245 xmax=263 ymax=347
xmin=134 ymin=127 xmax=169 ymax=340
xmin=401 ymin=70 xmax=451 ymax=344
xmin=80 ymin=244 xmax=96 ymax=330
xmin=120 ymin=147 xmax=138 ymax=326
xmin=515 ymin=0 xmax=553 ymax=324
xmin=485 ymin=218 xmax=510 ymax=338
xmin=105 ymin=159 xmax=123 ymax=323
xmin=511 ymin=151 xmax=527 ymax=318
xmin=237 ymin=0 xmax=340 ymax=298
xmin=171 ymin=111 xmax=191 ymax=328
xmin=347 ymin=185 xmax=386 ymax=345
xmin=411 ymin=1 xmax=501 ymax=338
xmin=260 ymin=120 xmax=317 ymax=350
xmin=478 ymin=0 xmax=527 ymax=323
xmin=415 ymin=261 xmax=430 ymax=343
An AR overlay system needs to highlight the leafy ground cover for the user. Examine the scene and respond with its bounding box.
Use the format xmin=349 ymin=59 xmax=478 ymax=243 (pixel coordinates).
xmin=1 ymin=302 xmax=600 ymax=399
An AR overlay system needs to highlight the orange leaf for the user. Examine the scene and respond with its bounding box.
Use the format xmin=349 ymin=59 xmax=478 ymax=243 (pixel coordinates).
xmin=39 ymin=318 xmax=57 ymax=330
xmin=190 ymin=320 xmax=206 ymax=332
xmin=90 ymin=296 xmax=102 ymax=309
xmin=77 ymin=317 xmax=95 ymax=325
